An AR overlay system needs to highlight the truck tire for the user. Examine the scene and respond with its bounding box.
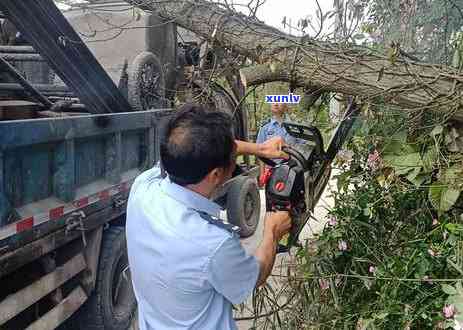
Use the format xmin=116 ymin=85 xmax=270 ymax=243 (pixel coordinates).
xmin=128 ymin=51 xmax=165 ymax=111
xmin=190 ymin=81 xmax=247 ymax=141
xmin=227 ymin=176 xmax=260 ymax=238
xmin=76 ymin=226 xmax=136 ymax=330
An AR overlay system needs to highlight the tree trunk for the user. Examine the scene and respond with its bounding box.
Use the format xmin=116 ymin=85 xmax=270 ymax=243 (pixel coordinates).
xmin=128 ymin=0 xmax=463 ymax=120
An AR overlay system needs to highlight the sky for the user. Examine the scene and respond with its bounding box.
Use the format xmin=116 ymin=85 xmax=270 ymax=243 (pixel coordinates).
xmin=57 ymin=0 xmax=334 ymax=36
xmin=252 ymin=0 xmax=333 ymax=35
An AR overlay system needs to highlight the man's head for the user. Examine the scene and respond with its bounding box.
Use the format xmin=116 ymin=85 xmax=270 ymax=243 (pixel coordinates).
xmin=161 ymin=103 xmax=236 ymax=194
xmin=270 ymin=103 xmax=289 ymax=116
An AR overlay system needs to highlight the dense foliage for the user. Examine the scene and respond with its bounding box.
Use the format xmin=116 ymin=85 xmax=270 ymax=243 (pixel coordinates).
xmin=365 ymin=0 xmax=463 ymax=65
xmin=273 ymin=103 xmax=463 ymax=329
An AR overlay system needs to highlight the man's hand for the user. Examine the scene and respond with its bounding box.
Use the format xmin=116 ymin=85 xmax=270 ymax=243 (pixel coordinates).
xmin=235 ymin=137 xmax=288 ymax=159
xmin=258 ymin=136 xmax=288 ymax=160
xmin=264 ymin=211 xmax=291 ymax=240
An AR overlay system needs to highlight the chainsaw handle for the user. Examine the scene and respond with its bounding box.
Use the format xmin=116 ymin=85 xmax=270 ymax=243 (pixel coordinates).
xmin=258 ymin=156 xmax=278 ymax=167
xmin=258 ymin=145 xmax=297 ymax=167
xmin=257 ymin=145 xmax=292 ymax=167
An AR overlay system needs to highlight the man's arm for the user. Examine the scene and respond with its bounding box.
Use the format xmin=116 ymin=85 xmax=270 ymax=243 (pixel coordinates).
xmin=207 ymin=211 xmax=291 ymax=303
xmin=253 ymin=211 xmax=291 ymax=287
xmin=235 ymin=137 xmax=288 ymax=159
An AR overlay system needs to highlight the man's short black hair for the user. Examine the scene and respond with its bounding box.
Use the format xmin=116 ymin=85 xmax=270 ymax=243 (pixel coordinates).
xmin=160 ymin=103 xmax=235 ymax=185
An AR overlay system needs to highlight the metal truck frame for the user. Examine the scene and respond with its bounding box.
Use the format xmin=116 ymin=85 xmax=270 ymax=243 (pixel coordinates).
xmin=0 ymin=1 xmax=260 ymax=328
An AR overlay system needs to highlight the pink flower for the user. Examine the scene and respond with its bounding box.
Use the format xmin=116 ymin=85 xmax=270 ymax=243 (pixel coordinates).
xmin=318 ymin=279 xmax=329 ymax=291
xmin=443 ymin=304 xmax=456 ymax=319
xmin=367 ymin=149 xmax=382 ymax=171
xmin=428 ymin=248 xmax=437 ymax=257
xmin=433 ymin=218 xmax=439 ymax=226
xmin=369 ymin=266 xmax=376 ymax=274
xmin=328 ymin=216 xmax=338 ymax=226
xmin=338 ymin=240 xmax=348 ymax=251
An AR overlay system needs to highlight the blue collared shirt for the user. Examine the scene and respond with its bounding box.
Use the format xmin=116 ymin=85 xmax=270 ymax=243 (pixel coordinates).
xmin=126 ymin=166 xmax=260 ymax=330
xmin=256 ymin=117 xmax=303 ymax=145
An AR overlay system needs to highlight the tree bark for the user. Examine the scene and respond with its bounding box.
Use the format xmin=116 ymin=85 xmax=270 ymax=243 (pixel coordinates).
xmin=128 ymin=0 xmax=463 ymax=120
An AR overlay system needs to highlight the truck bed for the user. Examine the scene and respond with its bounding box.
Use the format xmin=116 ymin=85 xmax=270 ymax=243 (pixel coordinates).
xmin=0 ymin=109 xmax=173 ymax=275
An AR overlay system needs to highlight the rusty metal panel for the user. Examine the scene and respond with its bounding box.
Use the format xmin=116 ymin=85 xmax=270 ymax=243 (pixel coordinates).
xmin=0 ymin=253 xmax=86 ymax=325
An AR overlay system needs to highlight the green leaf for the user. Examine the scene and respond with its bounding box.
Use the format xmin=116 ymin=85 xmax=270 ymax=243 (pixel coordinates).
xmin=445 ymin=223 xmax=463 ymax=233
xmin=375 ymin=312 xmax=389 ymax=320
xmin=456 ymin=281 xmax=463 ymax=294
xmin=382 ymin=132 xmax=410 ymax=153
xmin=382 ymin=141 xmax=415 ymax=156
xmin=441 ymin=166 xmax=463 ymax=184
xmin=422 ymin=148 xmax=438 ymax=173
xmin=429 ymin=183 xmax=461 ymax=214
xmin=408 ymin=173 xmax=428 ymax=187
xmin=357 ymin=318 xmax=375 ymax=330
xmin=448 ymin=259 xmax=463 ymax=276
xmin=442 ymin=188 xmax=461 ymax=212
xmin=405 ymin=166 xmax=421 ymax=182
xmin=453 ymin=46 xmax=461 ymax=68
xmin=335 ymin=171 xmax=352 ymax=192
xmin=442 ymin=284 xmax=458 ymax=295
xmin=383 ymin=152 xmax=422 ymax=176
xmin=429 ymin=183 xmax=444 ymax=211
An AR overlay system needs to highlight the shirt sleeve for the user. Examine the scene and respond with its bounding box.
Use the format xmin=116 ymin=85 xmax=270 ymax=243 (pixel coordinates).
xmin=256 ymin=126 xmax=266 ymax=144
xmin=256 ymin=126 xmax=267 ymax=143
xmin=208 ymin=237 xmax=260 ymax=304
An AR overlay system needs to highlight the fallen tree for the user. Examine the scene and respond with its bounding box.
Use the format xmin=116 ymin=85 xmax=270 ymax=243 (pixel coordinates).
xmin=128 ymin=0 xmax=463 ymax=120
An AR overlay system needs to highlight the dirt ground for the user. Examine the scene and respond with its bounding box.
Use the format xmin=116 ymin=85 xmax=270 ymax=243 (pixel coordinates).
xmin=235 ymin=177 xmax=335 ymax=330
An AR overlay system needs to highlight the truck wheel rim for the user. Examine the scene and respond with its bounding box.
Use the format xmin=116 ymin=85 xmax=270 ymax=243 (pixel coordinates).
xmin=140 ymin=62 xmax=161 ymax=109
xmin=244 ymin=192 xmax=255 ymax=226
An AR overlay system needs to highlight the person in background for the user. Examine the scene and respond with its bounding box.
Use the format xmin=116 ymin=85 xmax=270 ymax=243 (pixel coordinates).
xmin=256 ymin=103 xmax=302 ymax=187
xmin=256 ymin=103 xmax=298 ymax=146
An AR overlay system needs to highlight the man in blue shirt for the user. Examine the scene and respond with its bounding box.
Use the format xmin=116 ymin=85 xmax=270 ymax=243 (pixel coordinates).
xmin=256 ymin=103 xmax=303 ymax=187
xmin=256 ymin=103 xmax=299 ymax=146
xmin=126 ymin=104 xmax=291 ymax=330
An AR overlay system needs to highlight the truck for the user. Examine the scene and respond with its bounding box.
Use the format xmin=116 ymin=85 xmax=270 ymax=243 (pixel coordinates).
xmin=0 ymin=1 xmax=261 ymax=328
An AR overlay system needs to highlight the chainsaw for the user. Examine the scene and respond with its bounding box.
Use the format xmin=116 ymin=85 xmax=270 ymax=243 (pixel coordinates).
xmin=259 ymin=100 xmax=361 ymax=253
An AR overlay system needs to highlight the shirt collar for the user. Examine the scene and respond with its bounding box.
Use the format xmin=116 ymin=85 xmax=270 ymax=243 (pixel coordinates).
xmin=270 ymin=117 xmax=286 ymax=126
xmin=160 ymin=177 xmax=222 ymax=217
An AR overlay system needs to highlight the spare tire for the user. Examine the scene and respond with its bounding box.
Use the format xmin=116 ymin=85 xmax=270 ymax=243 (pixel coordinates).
xmin=227 ymin=176 xmax=260 ymax=238
xmin=190 ymin=81 xmax=247 ymax=141
xmin=128 ymin=51 xmax=166 ymax=111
